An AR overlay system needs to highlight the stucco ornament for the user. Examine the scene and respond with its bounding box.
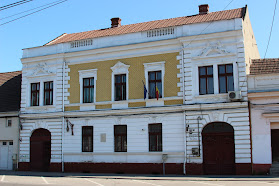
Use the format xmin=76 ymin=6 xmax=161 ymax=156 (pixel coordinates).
xmin=111 ymin=61 xmax=130 ymax=74
xmin=30 ymin=62 xmax=55 ymax=77
xmin=198 ymin=41 xmax=230 ymax=57
xmin=35 ymin=120 xmax=46 ymax=129
xmin=211 ymin=112 xmax=220 ymax=122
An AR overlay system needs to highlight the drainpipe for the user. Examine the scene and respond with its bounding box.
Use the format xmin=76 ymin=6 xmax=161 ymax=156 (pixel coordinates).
xmin=181 ymin=45 xmax=187 ymax=175
xmin=248 ymin=101 xmax=253 ymax=174
xmin=62 ymin=58 xmax=66 ymax=172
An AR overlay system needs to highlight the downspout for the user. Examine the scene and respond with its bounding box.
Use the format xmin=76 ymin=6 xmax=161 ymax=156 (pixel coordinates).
xmin=181 ymin=45 xmax=187 ymax=175
xmin=248 ymin=101 xmax=253 ymax=174
xmin=62 ymin=58 xmax=66 ymax=172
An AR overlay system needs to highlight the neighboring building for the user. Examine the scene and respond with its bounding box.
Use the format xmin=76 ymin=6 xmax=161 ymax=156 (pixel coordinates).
xmin=248 ymin=58 xmax=279 ymax=175
xmin=0 ymin=71 xmax=21 ymax=170
xmin=19 ymin=4 xmax=259 ymax=175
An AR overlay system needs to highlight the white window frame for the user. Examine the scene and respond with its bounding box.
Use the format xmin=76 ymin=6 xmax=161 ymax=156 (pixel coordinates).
xmin=143 ymin=61 xmax=165 ymax=100
xmin=27 ymin=78 xmax=56 ymax=107
xmin=111 ymin=62 xmax=130 ymax=102
xmin=195 ymin=61 xmax=239 ymax=96
xmin=79 ymin=69 xmax=98 ymax=104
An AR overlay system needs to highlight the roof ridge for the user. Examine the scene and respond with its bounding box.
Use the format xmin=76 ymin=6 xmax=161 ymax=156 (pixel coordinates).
xmin=64 ymin=7 xmax=244 ymax=36
xmin=45 ymin=33 xmax=67 ymax=46
xmin=0 ymin=70 xmax=22 ymax=75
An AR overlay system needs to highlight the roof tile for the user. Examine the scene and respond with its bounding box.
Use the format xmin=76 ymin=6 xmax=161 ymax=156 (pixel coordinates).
xmin=46 ymin=7 xmax=245 ymax=45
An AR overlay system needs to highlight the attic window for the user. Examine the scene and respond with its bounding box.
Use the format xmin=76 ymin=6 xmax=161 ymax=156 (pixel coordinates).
xmin=147 ymin=28 xmax=174 ymax=37
xmin=70 ymin=39 xmax=93 ymax=48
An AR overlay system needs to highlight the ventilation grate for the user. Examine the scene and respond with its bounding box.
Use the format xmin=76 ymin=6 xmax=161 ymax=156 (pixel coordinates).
xmin=70 ymin=39 xmax=93 ymax=48
xmin=147 ymin=28 xmax=175 ymax=37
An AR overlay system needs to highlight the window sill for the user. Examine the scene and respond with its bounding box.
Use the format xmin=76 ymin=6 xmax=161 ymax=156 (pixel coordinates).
xmin=194 ymin=93 xmax=227 ymax=99
xmin=26 ymin=105 xmax=55 ymax=109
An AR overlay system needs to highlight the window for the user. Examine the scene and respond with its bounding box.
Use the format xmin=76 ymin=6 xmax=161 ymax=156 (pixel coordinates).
xmin=6 ymin=119 xmax=12 ymax=127
xmin=115 ymin=74 xmax=126 ymax=101
xmin=3 ymin=142 xmax=6 ymax=145
xmin=44 ymin=81 xmax=53 ymax=105
xmin=114 ymin=125 xmax=127 ymax=152
xmin=31 ymin=83 xmax=40 ymax=106
xmin=149 ymin=123 xmax=162 ymax=152
xmin=9 ymin=142 xmax=13 ymax=145
xmin=218 ymin=64 xmax=234 ymax=93
xmin=199 ymin=66 xmax=214 ymax=95
xmin=82 ymin=126 xmax=93 ymax=152
xmin=83 ymin=77 xmax=94 ymax=103
xmin=148 ymin=71 xmax=162 ymax=99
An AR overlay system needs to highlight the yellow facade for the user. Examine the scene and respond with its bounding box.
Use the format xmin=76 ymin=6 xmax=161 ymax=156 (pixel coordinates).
xmin=67 ymin=52 xmax=180 ymax=109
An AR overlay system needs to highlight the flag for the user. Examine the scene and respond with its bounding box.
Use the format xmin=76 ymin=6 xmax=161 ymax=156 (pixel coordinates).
xmin=156 ymin=86 xmax=160 ymax=100
xmin=143 ymin=80 xmax=148 ymax=99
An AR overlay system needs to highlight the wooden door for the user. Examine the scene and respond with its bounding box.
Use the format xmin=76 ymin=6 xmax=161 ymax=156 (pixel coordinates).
xmin=30 ymin=129 xmax=51 ymax=172
xmin=202 ymin=122 xmax=235 ymax=175
xmin=271 ymin=129 xmax=279 ymax=162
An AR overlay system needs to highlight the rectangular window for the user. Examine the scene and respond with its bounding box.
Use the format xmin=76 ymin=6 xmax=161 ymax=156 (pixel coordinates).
xmin=82 ymin=126 xmax=93 ymax=152
xmin=31 ymin=83 xmax=40 ymax=106
xmin=9 ymin=142 xmax=13 ymax=145
xmin=115 ymin=74 xmax=126 ymax=101
xmin=114 ymin=125 xmax=127 ymax=152
xmin=218 ymin=64 xmax=234 ymax=93
xmin=149 ymin=123 xmax=162 ymax=152
xmin=83 ymin=77 xmax=94 ymax=103
xmin=44 ymin=81 xmax=53 ymax=105
xmin=148 ymin=71 xmax=162 ymax=99
xmin=199 ymin=66 xmax=214 ymax=95
xmin=7 ymin=120 xmax=12 ymax=127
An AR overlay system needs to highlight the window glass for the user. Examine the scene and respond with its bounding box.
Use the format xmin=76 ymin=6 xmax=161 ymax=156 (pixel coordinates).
xmin=148 ymin=71 xmax=162 ymax=99
xmin=199 ymin=66 xmax=213 ymax=95
xmin=31 ymin=83 xmax=40 ymax=106
xmin=218 ymin=64 xmax=234 ymax=93
xmin=44 ymin=81 xmax=53 ymax=105
xmin=82 ymin=126 xmax=93 ymax=152
xmin=149 ymin=123 xmax=162 ymax=152
xmin=115 ymin=74 xmax=126 ymax=101
xmin=114 ymin=125 xmax=127 ymax=152
xmin=83 ymin=77 xmax=94 ymax=103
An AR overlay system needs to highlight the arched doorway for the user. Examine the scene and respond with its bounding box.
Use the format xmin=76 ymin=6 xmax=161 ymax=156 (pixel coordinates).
xmin=30 ymin=128 xmax=51 ymax=171
xmin=202 ymin=122 xmax=235 ymax=175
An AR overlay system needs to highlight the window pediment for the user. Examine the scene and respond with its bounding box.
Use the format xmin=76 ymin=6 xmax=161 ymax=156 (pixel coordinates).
xmin=194 ymin=42 xmax=234 ymax=59
xmin=111 ymin=61 xmax=130 ymax=74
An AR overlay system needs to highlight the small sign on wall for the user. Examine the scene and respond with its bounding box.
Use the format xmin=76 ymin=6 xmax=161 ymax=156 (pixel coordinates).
xmin=100 ymin=133 xmax=106 ymax=142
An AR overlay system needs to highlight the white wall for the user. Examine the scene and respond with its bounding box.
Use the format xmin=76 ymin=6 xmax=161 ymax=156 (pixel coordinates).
xmin=63 ymin=113 xmax=184 ymax=163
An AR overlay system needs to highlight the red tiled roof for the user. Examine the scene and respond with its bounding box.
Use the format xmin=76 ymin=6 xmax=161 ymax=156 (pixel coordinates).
xmin=45 ymin=7 xmax=246 ymax=45
xmin=250 ymin=59 xmax=279 ymax=75
xmin=0 ymin=71 xmax=22 ymax=112
xmin=0 ymin=71 xmax=22 ymax=86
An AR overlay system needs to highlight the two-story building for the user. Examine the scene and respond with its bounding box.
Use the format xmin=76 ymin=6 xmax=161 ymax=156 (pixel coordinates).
xmin=0 ymin=71 xmax=21 ymax=170
xmin=19 ymin=4 xmax=259 ymax=175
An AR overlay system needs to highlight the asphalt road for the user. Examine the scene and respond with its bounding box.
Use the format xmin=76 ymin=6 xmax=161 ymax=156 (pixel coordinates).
xmin=0 ymin=171 xmax=279 ymax=186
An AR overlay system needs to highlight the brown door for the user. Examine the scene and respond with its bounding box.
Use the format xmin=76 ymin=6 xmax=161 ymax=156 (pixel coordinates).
xmin=30 ymin=128 xmax=51 ymax=172
xmin=271 ymin=129 xmax=279 ymax=162
xmin=202 ymin=122 xmax=235 ymax=175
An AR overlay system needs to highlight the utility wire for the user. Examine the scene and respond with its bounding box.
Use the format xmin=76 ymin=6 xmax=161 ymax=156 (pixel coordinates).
xmin=264 ymin=0 xmax=278 ymax=58
xmin=0 ymin=0 xmax=68 ymax=27
xmin=0 ymin=0 xmax=65 ymax=21
xmin=0 ymin=0 xmax=33 ymax=11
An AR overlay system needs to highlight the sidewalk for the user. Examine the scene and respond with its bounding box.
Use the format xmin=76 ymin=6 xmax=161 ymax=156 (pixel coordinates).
xmin=0 ymin=170 xmax=277 ymax=181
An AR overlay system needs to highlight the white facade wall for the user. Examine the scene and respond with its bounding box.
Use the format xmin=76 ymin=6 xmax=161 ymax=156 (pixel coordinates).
xmin=248 ymin=74 xmax=279 ymax=165
xmin=0 ymin=115 xmax=19 ymax=170
xmin=63 ymin=113 xmax=184 ymax=163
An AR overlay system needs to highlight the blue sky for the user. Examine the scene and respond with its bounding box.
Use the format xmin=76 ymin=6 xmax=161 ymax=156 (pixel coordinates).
xmin=0 ymin=0 xmax=278 ymax=73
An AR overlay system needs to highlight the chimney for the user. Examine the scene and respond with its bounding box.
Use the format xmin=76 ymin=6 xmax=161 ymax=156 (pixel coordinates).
xmin=111 ymin=17 xmax=121 ymax=28
xmin=199 ymin=4 xmax=209 ymax=15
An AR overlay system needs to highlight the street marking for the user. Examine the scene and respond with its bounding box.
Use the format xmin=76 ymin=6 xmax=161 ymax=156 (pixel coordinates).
xmin=189 ymin=181 xmax=224 ymax=186
xmin=84 ymin=178 xmax=104 ymax=186
xmin=252 ymin=181 xmax=279 ymax=185
xmin=1 ymin=175 xmax=5 ymax=182
xmin=132 ymin=180 xmax=162 ymax=186
xmin=41 ymin=176 xmax=49 ymax=184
